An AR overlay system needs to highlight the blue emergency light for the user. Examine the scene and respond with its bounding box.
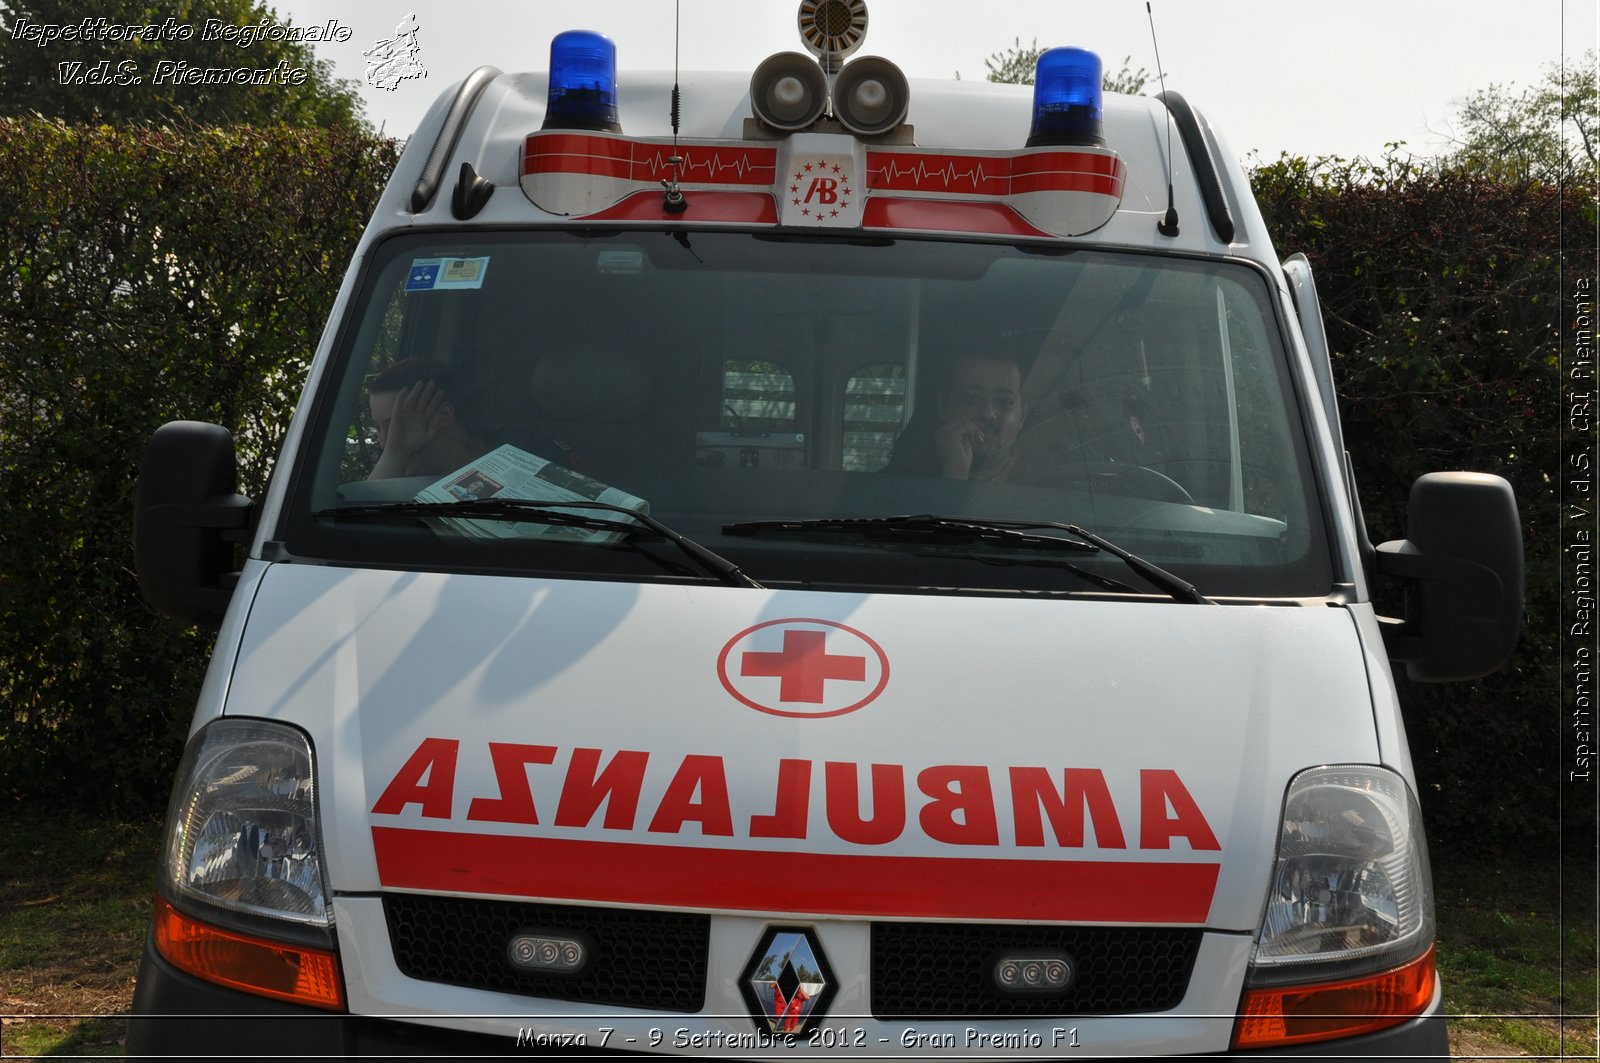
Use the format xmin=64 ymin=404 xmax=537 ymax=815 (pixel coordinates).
xmin=542 ymin=30 xmax=621 ymax=132
xmin=1027 ymin=47 xmax=1104 ymax=146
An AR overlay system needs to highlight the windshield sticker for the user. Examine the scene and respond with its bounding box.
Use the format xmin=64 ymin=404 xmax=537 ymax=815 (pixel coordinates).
xmin=596 ymin=250 xmax=644 ymax=275
xmin=405 ymin=256 xmax=490 ymax=291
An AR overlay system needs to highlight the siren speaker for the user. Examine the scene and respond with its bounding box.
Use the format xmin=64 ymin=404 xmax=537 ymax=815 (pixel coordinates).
xmin=751 ymin=51 xmax=829 ymax=131
xmin=798 ymin=0 xmax=867 ymax=73
xmin=833 ymin=56 xmax=908 ymax=136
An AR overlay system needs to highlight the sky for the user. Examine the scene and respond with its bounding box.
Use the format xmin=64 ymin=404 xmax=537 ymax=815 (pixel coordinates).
xmin=274 ymin=0 xmax=1598 ymax=164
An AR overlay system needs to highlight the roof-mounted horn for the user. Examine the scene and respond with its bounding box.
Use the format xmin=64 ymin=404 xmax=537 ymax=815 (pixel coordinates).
xmin=798 ymin=0 xmax=867 ymax=74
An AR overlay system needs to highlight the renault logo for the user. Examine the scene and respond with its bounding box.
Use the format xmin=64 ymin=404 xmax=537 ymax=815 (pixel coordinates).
xmin=739 ymin=926 xmax=834 ymax=1036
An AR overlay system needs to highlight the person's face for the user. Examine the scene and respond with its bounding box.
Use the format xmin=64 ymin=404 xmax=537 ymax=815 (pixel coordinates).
xmin=369 ymin=389 xmax=398 ymax=450
xmin=940 ymin=357 xmax=1024 ymax=456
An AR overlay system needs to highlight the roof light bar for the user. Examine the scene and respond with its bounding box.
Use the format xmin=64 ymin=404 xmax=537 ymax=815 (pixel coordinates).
xmin=1028 ymin=47 xmax=1104 ymax=147
xmin=543 ymin=30 xmax=621 ymax=133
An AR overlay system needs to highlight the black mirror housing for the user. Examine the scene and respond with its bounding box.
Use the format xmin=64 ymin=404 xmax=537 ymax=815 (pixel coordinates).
xmin=134 ymin=421 xmax=254 ymax=627
xmin=1375 ymin=472 xmax=1524 ymax=682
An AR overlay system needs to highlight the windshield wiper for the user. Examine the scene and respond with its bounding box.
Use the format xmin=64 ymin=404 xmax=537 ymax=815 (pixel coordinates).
xmin=725 ymin=514 xmax=1095 ymax=549
xmin=1060 ymin=523 xmax=1211 ymax=605
xmin=318 ymin=499 xmax=762 ymax=589
xmin=723 ymin=514 xmax=1210 ymax=603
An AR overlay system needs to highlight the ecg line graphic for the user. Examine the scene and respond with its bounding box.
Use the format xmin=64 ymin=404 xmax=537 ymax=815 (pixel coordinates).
xmin=524 ymin=134 xmax=778 ymax=185
xmin=868 ymin=151 xmax=1123 ymax=195
xmin=868 ymin=156 xmax=1007 ymax=193
xmin=632 ymin=147 xmax=776 ymax=183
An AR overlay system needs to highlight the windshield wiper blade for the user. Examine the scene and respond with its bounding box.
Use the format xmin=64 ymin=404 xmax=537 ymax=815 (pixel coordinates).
xmin=722 ymin=513 xmax=1142 ymax=590
xmin=1062 ymin=524 xmax=1211 ymax=604
xmin=319 ymin=499 xmax=762 ymax=589
xmin=726 ymin=514 xmax=1145 ymax=594
xmin=723 ymin=514 xmax=1210 ymax=603
xmin=724 ymin=514 xmax=1100 ymax=550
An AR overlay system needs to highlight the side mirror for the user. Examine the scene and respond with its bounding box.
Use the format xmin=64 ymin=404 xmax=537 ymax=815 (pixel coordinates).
xmin=134 ymin=421 xmax=254 ymax=627
xmin=1375 ymin=472 xmax=1523 ymax=682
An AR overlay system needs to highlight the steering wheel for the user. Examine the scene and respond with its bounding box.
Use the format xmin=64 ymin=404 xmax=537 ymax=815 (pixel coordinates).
xmin=1031 ymin=462 xmax=1195 ymax=505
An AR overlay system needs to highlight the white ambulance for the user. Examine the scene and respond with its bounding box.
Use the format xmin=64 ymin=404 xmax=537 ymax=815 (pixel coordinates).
xmin=129 ymin=3 xmax=1523 ymax=1057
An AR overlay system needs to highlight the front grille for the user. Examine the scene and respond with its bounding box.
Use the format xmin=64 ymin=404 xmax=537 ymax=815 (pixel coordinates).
xmin=384 ymin=894 xmax=709 ymax=1012
xmin=871 ymin=923 xmax=1201 ymax=1017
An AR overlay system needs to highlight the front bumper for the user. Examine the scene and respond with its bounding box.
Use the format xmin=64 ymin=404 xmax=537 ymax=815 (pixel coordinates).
xmin=127 ymin=927 xmax=536 ymax=1058
xmin=127 ymin=927 xmax=1449 ymax=1060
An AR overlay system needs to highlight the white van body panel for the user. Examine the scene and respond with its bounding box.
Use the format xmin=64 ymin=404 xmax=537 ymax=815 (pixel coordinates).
xmin=183 ymin=558 xmax=272 ymax=740
xmin=211 ymin=561 xmax=1394 ymax=1051
xmin=228 ymin=564 xmax=1381 ymax=927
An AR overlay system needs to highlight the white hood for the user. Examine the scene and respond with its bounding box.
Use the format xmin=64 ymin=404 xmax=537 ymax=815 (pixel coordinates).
xmin=226 ymin=564 xmax=1379 ymax=931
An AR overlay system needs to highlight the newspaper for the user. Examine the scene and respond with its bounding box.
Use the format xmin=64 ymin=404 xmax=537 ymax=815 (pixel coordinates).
xmin=414 ymin=444 xmax=648 ymax=544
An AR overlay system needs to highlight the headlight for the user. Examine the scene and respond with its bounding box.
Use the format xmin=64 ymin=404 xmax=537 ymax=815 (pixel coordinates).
xmin=163 ymin=718 xmax=332 ymax=931
xmin=1250 ymin=765 xmax=1433 ymax=984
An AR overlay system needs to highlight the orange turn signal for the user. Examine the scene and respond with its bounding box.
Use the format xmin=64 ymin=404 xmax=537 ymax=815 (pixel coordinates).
xmin=1231 ymin=946 xmax=1436 ymax=1050
xmin=152 ymin=894 xmax=345 ymax=1011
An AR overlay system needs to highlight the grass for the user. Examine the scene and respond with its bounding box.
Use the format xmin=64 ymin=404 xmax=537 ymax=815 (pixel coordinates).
xmin=1434 ymin=854 xmax=1599 ymax=1060
xmin=0 ymin=809 xmax=1593 ymax=1059
xmin=0 ymin=809 xmax=162 ymax=1059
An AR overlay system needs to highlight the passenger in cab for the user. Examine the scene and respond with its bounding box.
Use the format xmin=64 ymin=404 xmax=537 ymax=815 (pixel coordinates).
xmin=367 ymin=357 xmax=594 ymax=482
xmin=884 ymin=354 xmax=1026 ymax=481
xmin=366 ymin=358 xmax=486 ymax=480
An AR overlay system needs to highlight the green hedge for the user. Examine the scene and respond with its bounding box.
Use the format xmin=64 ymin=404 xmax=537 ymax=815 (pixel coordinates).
xmin=1254 ymin=154 xmax=1589 ymax=849
xmin=0 ymin=121 xmax=1581 ymax=849
xmin=0 ymin=119 xmax=397 ymax=806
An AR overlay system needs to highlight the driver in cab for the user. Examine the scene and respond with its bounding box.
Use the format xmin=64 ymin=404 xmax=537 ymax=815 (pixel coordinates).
xmin=884 ymin=354 xmax=1025 ymax=481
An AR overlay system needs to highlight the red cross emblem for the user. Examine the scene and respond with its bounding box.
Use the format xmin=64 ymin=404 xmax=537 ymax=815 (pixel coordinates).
xmin=717 ymin=618 xmax=889 ymax=718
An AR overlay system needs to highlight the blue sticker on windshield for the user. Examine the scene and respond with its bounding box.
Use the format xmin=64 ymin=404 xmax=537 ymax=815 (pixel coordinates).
xmin=405 ymin=261 xmax=440 ymax=290
xmin=405 ymin=256 xmax=490 ymax=291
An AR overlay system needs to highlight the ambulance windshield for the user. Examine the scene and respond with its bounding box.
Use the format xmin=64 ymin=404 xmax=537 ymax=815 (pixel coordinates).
xmin=288 ymin=230 xmax=1334 ymax=598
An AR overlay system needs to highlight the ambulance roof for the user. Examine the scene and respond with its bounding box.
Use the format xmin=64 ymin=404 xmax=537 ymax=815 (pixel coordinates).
xmin=373 ymin=65 xmax=1276 ymax=265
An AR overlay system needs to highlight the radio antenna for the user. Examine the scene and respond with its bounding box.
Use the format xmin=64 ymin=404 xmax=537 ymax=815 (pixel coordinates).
xmin=1147 ymin=2 xmax=1179 ymax=237
xmin=662 ymin=0 xmax=688 ymax=213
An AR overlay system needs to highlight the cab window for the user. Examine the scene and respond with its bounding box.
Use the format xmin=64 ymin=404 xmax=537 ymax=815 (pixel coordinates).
xmin=287 ymin=230 xmax=1332 ymax=599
